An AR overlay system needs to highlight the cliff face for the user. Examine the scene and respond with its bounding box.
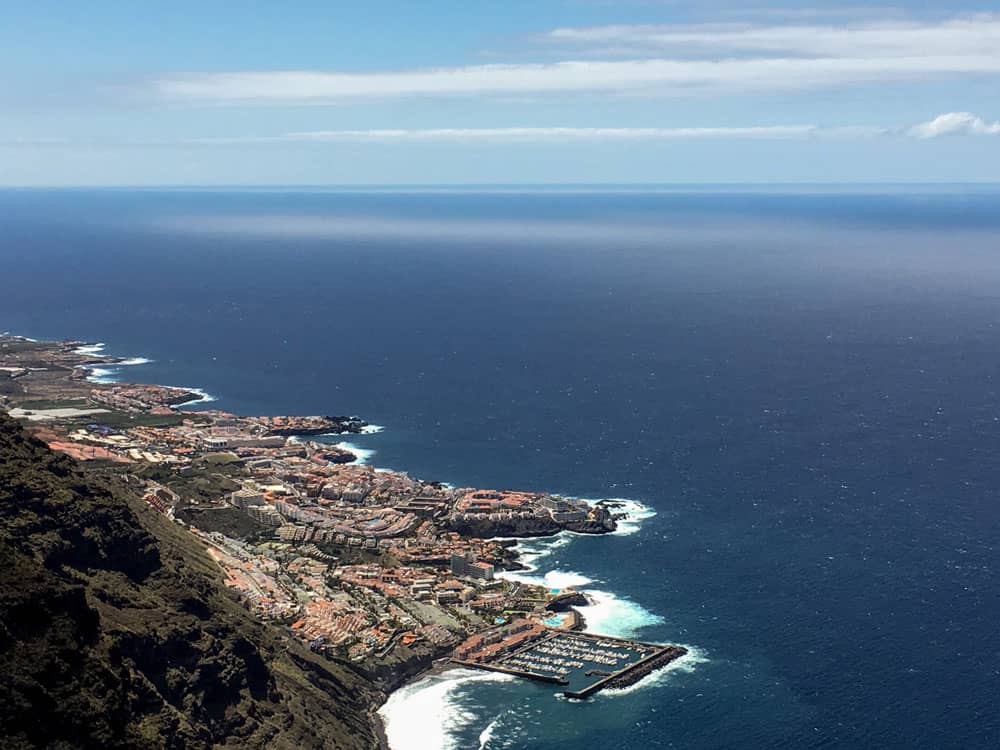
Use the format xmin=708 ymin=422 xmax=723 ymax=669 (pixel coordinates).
xmin=0 ymin=413 xmax=377 ymax=750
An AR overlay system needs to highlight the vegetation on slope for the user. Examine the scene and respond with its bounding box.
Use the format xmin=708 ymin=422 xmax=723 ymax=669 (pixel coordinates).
xmin=0 ymin=413 xmax=377 ymax=750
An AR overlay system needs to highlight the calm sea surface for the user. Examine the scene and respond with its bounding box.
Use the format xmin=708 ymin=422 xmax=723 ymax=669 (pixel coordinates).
xmin=2 ymin=187 xmax=999 ymax=749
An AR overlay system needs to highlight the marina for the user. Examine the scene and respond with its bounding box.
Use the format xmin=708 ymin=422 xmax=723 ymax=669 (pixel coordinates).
xmin=454 ymin=629 xmax=687 ymax=698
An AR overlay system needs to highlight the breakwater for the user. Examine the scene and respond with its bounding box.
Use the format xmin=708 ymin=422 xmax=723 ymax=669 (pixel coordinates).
xmin=563 ymin=643 xmax=688 ymax=699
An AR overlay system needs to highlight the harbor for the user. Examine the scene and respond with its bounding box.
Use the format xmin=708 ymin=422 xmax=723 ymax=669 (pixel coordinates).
xmin=454 ymin=627 xmax=687 ymax=698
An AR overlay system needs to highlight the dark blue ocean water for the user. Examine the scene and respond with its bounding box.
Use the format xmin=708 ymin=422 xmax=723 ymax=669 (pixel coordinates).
xmin=2 ymin=187 xmax=999 ymax=749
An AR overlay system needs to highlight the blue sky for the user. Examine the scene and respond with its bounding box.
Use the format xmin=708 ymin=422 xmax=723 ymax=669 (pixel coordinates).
xmin=2 ymin=1 xmax=999 ymax=185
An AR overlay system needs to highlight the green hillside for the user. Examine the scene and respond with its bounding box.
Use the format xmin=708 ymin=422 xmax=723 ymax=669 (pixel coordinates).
xmin=0 ymin=413 xmax=378 ymax=750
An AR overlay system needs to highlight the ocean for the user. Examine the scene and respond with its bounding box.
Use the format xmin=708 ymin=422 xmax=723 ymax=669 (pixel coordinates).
xmin=2 ymin=186 xmax=999 ymax=749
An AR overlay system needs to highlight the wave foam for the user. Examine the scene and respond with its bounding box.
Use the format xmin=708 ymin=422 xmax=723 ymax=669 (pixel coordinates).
xmin=501 ymin=567 xmax=594 ymax=589
xmin=83 ymin=359 xmax=154 ymax=384
xmin=544 ymin=570 xmax=593 ymax=590
xmin=571 ymin=496 xmax=656 ymax=536
xmin=360 ymin=423 xmax=385 ymax=434
xmin=74 ymin=342 xmax=153 ymax=384
xmin=379 ymin=668 xmax=515 ymax=750
xmin=477 ymin=717 xmax=500 ymax=749
xmin=73 ymin=343 xmax=106 ymax=356
xmin=610 ymin=499 xmax=657 ymax=536
xmin=335 ymin=440 xmax=376 ymax=464
xmin=494 ymin=535 xmax=574 ymax=586
xmin=577 ymin=589 xmax=666 ymax=639
xmin=510 ymin=534 xmax=571 ymax=566
xmin=169 ymin=387 xmax=217 ymax=408
xmin=85 ymin=367 xmax=118 ymax=384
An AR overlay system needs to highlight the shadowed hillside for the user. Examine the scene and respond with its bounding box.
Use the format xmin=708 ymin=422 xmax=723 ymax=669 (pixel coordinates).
xmin=0 ymin=413 xmax=378 ymax=750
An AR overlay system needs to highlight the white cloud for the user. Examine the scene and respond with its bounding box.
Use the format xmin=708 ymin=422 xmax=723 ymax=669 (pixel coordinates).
xmin=172 ymin=124 xmax=892 ymax=145
xmin=276 ymin=126 xmax=825 ymax=141
xmin=0 ymin=125 xmax=845 ymax=148
xmin=200 ymin=116 xmax=1000 ymax=143
xmin=5 ymin=113 xmax=995 ymax=148
xmin=908 ymin=112 xmax=1000 ymax=138
xmin=154 ymin=55 xmax=1000 ymax=103
xmin=546 ymin=16 xmax=1000 ymax=60
xmin=152 ymin=16 xmax=1000 ymax=104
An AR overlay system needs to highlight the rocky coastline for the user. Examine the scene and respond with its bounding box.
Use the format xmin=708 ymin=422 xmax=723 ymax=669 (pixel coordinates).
xmin=449 ymin=502 xmax=617 ymax=538
xmin=1 ymin=333 xmax=670 ymax=750
xmin=264 ymin=416 xmax=369 ymax=437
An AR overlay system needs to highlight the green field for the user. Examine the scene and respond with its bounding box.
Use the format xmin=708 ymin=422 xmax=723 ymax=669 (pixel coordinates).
xmin=83 ymin=410 xmax=187 ymax=428
xmin=15 ymin=399 xmax=93 ymax=411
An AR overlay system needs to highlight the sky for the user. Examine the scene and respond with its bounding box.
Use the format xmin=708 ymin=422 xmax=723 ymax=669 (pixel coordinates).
xmin=2 ymin=1 xmax=999 ymax=185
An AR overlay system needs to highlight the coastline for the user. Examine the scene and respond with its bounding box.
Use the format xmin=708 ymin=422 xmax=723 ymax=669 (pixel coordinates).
xmin=69 ymin=342 xmax=219 ymax=407
xmin=373 ymin=658 xmax=461 ymax=750
xmin=2 ymin=333 xmax=671 ymax=750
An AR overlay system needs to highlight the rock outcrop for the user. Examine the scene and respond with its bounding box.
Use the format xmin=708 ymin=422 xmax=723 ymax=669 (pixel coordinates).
xmin=449 ymin=504 xmax=617 ymax=539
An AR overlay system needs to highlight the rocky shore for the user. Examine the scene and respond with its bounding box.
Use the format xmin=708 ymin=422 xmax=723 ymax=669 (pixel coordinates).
xmin=547 ymin=591 xmax=590 ymax=611
xmin=449 ymin=503 xmax=617 ymax=538
xmin=263 ymin=415 xmax=369 ymax=437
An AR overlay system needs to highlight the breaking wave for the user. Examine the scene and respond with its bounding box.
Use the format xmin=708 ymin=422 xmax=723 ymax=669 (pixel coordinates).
xmin=168 ymin=387 xmax=217 ymax=407
xmin=72 ymin=342 xmax=153 ymax=384
xmin=334 ymin=440 xmax=376 ymax=464
xmin=575 ymin=497 xmax=657 ymax=536
xmin=85 ymin=367 xmax=118 ymax=384
xmin=477 ymin=716 xmax=500 ymax=749
xmin=378 ymin=669 xmax=516 ymax=750
xmin=73 ymin=343 xmax=106 ymax=356
xmin=576 ymin=589 xmax=666 ymax=639
xmin=494 ymin=535 xmax=574 ymax=586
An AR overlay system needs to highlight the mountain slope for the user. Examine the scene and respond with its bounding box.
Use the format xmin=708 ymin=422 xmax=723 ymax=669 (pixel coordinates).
xmin=0 ymin=413 xmax=378 ymax=750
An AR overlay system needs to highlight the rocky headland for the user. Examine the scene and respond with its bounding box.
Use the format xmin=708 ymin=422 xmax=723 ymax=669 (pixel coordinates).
xmin=448 ymin=502 xmax=617 ymax=538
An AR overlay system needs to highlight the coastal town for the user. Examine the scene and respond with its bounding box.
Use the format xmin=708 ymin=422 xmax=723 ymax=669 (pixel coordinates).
xmin=0 ymin=333 xmax=685 ymax=693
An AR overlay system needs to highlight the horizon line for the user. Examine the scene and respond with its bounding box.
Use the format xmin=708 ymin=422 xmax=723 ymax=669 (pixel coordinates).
xmin=3 ymin=181 xmax=1000 ymax=191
